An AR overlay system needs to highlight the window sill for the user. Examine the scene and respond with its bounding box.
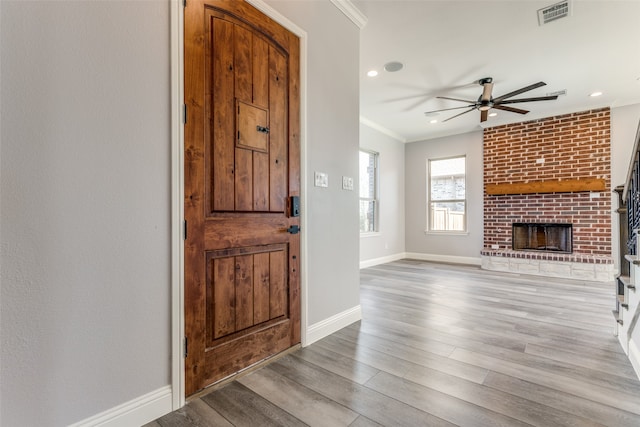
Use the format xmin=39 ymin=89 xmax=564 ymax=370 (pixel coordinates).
xmin=424 ymin=230 xmax=469 ymax=236
xmin=360 ymin=232 xmax=381 ymax=238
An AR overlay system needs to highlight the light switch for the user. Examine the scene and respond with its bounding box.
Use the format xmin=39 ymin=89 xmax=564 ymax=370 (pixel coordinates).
xmin=314 ymin=172 xmax=328 ymax=188
xmin=342 ymin=176 xmax=354 ymax=191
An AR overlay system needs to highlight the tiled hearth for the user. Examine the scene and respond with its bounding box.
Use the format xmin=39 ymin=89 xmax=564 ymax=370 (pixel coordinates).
xmin=482 ymin=108 xmax=613 ymax=282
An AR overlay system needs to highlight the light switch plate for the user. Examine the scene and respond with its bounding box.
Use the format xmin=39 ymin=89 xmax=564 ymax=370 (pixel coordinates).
xmin=314 ymin=172 xmax=328 ymax=188
xmin=342 ymin=176 xmax=354 ymax=191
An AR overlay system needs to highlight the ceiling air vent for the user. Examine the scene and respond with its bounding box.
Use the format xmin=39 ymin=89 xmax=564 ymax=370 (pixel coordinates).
xmin=538 ymin=1 xmax=571 ymax=26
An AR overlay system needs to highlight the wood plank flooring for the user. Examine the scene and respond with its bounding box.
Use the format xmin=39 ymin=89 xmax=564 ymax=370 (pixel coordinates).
xmin=148 ymin=260 xmax=640 ymax=427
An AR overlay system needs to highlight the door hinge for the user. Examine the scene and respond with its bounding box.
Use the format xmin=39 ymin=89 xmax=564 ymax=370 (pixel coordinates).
xmin=183 ymin=104 xmax=187 ymax=124
xmin=183 ymin=220 xmax=187 ymax=240
xmin=183 ymin=0 xmax=187 ymax=8
xmin=184 ymin=337 xmax=188 ymax=358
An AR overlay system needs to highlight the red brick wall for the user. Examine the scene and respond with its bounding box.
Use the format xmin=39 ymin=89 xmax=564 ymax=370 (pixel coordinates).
xmin=483 ymin=108 xmax=611 ymax=256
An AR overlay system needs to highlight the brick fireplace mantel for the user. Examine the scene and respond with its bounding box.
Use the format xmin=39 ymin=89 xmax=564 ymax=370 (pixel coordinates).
xmin=482 ymin=108 xmax=613 ymax=282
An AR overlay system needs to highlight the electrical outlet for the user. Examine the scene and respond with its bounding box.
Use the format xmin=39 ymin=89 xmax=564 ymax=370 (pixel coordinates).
xmin=314 ymin=172 xmax=328 ymax=188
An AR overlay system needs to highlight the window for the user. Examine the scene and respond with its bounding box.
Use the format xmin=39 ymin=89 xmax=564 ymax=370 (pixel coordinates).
xmin=359 ymin=150 xmax=379 ymax=233
xmin=428 ymin=156 xmax=466 ymax=232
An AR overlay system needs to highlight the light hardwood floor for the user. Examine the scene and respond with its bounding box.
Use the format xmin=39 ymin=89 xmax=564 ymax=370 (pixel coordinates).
xmin=148 ymin=260 xmax=640 ymax=426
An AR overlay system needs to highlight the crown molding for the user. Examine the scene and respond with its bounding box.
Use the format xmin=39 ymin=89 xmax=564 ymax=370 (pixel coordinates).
xmin=330 ymin=0 xmax=367 ymax=29
xmin=360 ymin=116 xmax=407 ymax=143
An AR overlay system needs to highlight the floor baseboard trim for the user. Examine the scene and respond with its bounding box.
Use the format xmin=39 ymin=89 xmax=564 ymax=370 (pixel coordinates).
xmin=404 ymin=252 xmax=482 ymax=266
xmin=305 ymin=305 xmax=362 ymax=346
xmin=629 ymin=338 xmax=640 ymax=381
xmin=360 ymin=253 xmax=406 ymax=269
xmin=69 ymin=385 xmax=172 ymax=427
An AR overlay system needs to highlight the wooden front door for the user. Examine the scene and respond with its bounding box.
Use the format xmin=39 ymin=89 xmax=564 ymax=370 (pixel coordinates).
xmin=184 ymin=0 xmax=301 ymax=395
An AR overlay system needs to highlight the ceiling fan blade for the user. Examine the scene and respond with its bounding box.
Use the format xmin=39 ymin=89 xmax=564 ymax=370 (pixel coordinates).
xmin=493 ymin=81 xmax=546 ymax=102
xmin=493 ymin=105 xmax=530 ymax=115
xmin=436 ymin=96 xmax=476 ymax=103
xmin=481 ymin=83 xmax=494 ymax=102
xmin=443 ymin=107 xmax=476 ymax=122
xmin=402 ymin=95 xmax=434 ymax=112
xmin=498 ymin=95 xmax=559 ymax=104
xmin=424 ymin=105 xmax=476 ymax=115
xmin=481 ymin=110 xmax=488 ymax=122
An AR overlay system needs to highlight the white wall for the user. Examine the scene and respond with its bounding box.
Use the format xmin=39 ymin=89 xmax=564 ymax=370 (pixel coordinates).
xmin=611 ymin=103 xmax=640 ymax=275
xmin=266 ymin=1 xmax=361 ymax=326
xmin=404 ymin=131 xmax=484 ymax=263
xmin=0 ymin=1 xmax=171 ymax=425
xmin=359 ymin=123 xmax=405 ymax=265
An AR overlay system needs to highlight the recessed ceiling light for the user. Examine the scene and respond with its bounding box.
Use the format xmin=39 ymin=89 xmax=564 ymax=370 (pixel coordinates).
xmin=384 ymin=61 xmax=404 ymax=72
xmin=589 ymin=91 xmax=603 ymax=97
xmin=367 ymin=70 xmax=378 ymax=77
xmin=429 ymin=119 xmax=438 ymax=124
xmin=489 ymin=112 xmax=498 ymax=117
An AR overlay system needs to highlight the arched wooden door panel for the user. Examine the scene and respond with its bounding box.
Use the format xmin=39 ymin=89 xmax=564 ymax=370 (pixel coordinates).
xmin=184 ymin=0 xmax=300 ymax=396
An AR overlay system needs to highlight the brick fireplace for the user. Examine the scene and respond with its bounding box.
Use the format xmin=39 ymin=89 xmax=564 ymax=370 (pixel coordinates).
xmin=481 ymin=108 xmax=614 ymax=281
xmin=512 ymin=223 xmax=572 ymax=253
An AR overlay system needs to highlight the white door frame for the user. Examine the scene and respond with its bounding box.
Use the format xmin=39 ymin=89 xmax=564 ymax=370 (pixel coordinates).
xmin=169 ymin=0 xmax=309 ymax=408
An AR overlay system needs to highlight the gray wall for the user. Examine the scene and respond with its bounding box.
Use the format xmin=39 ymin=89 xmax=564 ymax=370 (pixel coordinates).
xmin=360 ymin=123 xmax=405 ymax=262
xmin=266 ymin=1 xmax=361 ymax=325
xmin=404 ymin=131 xmax=484 ymax=260
xmin=1 ymin=0 xmax=361 ymax=424
xmin=0 ymin=1 xmax=171 ymax=425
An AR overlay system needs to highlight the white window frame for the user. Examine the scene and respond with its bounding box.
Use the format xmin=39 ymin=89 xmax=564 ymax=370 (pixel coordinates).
xmin=427 ymin=155 xmax=467 ymax=234
xmin=359 ymin=149 xmax=379 ymax=234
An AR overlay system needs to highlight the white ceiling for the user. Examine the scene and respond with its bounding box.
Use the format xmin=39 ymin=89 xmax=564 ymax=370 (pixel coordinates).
xmin=354 ymin=0 xmax=640 ymax=143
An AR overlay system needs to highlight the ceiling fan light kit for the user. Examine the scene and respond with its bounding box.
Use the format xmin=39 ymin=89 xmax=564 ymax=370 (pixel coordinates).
xmin=424 ymin=77 xmax=559 ymax=123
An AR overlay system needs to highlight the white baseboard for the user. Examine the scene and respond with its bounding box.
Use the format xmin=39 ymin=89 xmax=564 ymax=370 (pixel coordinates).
xmin=405 ymin=252 xmax=482 ymax=266
xmin=305 ymin=305 xmax=362 ymax=346
xmin=629 ymin=339 xmax=640 ymax=381
xmin=360 ymin=252 xmax=406 ymax=269
xmin=69 ymin=385 xmax=172 ymax=427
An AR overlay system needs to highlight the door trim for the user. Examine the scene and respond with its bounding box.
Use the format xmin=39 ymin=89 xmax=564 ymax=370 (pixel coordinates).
xmin=170 ymin=0 xmax=309 ymax=409
xmin=170 ymin=0 xmax=185 ymax=410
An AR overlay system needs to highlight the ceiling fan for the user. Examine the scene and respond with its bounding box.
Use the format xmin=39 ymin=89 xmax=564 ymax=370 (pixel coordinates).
xmin=424 ymin=77 xmax=559 ymax=123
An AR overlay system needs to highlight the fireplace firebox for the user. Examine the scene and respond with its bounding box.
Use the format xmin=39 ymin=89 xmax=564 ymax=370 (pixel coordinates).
xmin=512 ymin=223 xmax=573 ymax=253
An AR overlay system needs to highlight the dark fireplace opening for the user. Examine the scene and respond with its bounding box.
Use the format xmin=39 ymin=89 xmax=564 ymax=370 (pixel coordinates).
xmin=512 ymin=223 xmax=573 ymax=253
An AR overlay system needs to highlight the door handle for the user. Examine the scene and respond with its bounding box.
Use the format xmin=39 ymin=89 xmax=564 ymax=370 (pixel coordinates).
xmin=286 ymin=225 xmax=300 ymax=234
xmin=256 ymin=125 xmax=270 ymax=134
